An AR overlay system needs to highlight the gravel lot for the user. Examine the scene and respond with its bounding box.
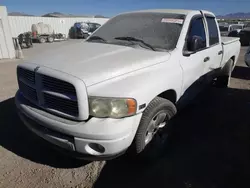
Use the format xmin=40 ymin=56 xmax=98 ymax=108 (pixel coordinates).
xmin=0 ymin=42 xmax=250 ymax=188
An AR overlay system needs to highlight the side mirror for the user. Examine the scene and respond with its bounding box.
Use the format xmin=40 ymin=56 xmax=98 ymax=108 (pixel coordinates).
xmin=188 ymin=35 xmax=205 ymax=52
xmin=183 ymin=50 xmax=195 ymax=56
xmin=183 ymin=36 xmax=205 ymax=57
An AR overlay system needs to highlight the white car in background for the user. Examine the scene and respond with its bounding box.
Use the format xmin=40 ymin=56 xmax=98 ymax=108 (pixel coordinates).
xmin=220 ymin=24 xmax=244 ymax=36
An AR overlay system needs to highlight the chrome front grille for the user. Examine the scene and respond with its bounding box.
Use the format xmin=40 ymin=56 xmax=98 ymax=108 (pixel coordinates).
xmin=17 ymin=67 xmax=79 ymax=118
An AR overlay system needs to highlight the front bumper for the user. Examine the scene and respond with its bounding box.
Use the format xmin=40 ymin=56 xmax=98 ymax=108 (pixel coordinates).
xmin=15 ymin=91 xmax=142 ymax=160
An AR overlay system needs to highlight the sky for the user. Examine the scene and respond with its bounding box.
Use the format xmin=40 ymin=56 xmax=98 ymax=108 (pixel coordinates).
xmin=2 ymin=0 xmax=250 ymax=17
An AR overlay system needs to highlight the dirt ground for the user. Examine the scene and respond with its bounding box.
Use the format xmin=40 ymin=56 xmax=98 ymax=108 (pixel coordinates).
xmin=0 ymin=43 xmax=250 ymax=188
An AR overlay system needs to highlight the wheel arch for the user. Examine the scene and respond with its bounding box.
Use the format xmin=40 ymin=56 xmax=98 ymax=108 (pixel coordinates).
xmin=221 ymin=57 xmax=234 ymax=75
xmin=230 ymin=56 xmax=236 ymax=66
xmin=157 ymin=89 xmax=177 ymax=104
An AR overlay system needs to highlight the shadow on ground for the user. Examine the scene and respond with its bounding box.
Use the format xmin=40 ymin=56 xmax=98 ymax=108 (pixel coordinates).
xmin=0 ymin=97 xmax=88 ymax=168
xmin=232 ymin=65 xmax=250 ymax=80
xmin=95 ymin=87 xmax=250 ymax=188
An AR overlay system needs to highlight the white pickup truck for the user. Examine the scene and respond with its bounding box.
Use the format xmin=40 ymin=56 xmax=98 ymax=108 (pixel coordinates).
xmin=15 ymin=9 xmax=240 ymax=160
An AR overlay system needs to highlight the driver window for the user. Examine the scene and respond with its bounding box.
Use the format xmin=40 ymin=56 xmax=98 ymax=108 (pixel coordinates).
xmin=186 ymin=17 xmax=207 ymax=51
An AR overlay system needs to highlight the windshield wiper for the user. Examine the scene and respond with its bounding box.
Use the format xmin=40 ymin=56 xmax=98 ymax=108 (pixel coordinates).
xmin=114 ymin=36 xmax=156 ymax=51
xmin=87 ymin=36 xmax=107 ymax=42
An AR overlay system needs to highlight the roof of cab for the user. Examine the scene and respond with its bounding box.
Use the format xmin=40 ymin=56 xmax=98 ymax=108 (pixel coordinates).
xmin=132 ymin=9 xmax=194 ymax=15
xmin=121 ymin=9 xmax=214 ymax=16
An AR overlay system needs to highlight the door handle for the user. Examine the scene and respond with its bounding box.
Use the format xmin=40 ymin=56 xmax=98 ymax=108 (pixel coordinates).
xmin=204 ymin=57 xmax=210 ymax=62
xmin=218 ymin=51 xmax=223 ymax=55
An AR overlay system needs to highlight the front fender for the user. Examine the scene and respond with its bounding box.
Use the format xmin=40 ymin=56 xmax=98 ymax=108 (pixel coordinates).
xmin=87 ymin=62 xmax=182 ymax=113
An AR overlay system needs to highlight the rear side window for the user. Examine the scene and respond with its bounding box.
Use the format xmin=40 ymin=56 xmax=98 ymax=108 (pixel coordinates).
xmin=206 ymin=17 xmax=219 ymax=46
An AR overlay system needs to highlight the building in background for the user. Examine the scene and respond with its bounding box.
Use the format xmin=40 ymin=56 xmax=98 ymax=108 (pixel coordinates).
xmin=0 ymin=6 xmax=15 ymax=59
xmin=0 ymin=6 xmax=108 ymax=59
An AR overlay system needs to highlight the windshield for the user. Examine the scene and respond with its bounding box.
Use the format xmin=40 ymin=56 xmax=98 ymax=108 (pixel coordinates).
xmin=87 ymin=12 xmax=185 ymax=51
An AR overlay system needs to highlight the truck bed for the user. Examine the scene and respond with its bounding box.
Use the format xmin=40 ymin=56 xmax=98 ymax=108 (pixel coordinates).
xmin=221 ymin=36 xmax=240 ymax=45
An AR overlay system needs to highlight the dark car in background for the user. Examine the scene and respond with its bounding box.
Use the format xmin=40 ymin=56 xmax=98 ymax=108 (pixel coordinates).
xmin=228 ymin=30 xmax=241 ymax=37
xmin=239 ymin=28 xmax=250 ymax=46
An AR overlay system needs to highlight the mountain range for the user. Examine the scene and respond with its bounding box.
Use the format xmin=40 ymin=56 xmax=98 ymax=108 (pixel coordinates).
xmin=8 ymin=12 xmax=34 ymax=16
xmin=217 ymin=12 xmax=250 ymax=19
xmin=8 ymin=12 xmax=107 ymax=18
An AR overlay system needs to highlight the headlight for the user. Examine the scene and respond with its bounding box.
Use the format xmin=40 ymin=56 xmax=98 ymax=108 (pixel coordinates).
xmin=89 ymin=97 xmax=137 ymax=118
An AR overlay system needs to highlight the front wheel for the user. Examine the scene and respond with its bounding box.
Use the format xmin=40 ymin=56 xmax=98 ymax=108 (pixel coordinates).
xmin=131 ymin=97 xmax=177 ymax=161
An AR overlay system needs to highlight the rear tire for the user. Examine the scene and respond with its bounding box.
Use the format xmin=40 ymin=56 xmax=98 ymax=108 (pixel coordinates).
xmin=215 ymin=59 xmax=233 ymax=88
xmin=131 ymin=97 xmax=177 ymax=161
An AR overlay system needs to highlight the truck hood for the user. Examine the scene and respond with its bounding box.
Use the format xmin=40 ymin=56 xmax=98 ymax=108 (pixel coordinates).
xmin=29 ymin=41 xmax=170 ymax=86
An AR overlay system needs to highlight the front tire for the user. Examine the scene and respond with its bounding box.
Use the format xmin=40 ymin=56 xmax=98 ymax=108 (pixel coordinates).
xmin=132 ymin=97 xmax=177 ymax=160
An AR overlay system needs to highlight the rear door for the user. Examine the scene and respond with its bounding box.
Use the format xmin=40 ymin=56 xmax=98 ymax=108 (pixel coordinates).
xmin=203 ymin=15 xmax=223 ymax=77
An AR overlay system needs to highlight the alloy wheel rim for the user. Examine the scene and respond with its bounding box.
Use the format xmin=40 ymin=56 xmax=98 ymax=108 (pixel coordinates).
xmin=145 ymin=111 xmax=168 ymax=145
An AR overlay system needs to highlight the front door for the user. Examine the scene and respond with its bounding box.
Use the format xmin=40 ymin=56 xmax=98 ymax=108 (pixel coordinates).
xmin=179 ymin=15 xmax=208 ymax=106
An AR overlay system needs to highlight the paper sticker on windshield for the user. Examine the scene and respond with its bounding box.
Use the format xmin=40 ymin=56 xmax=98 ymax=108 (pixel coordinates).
xmin=161 ymin=18 xmax=183 ymax=24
